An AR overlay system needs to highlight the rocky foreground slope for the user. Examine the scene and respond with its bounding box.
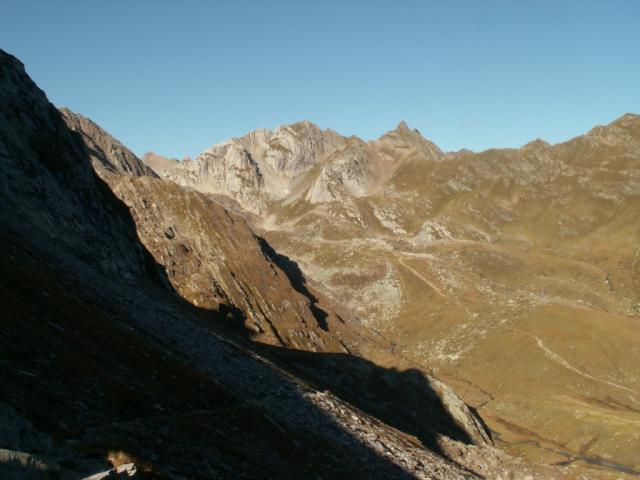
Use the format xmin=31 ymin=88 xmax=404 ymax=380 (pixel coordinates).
xmin=0 ymin=49 xmax=584 ymax=479
xmin=145 ymin=109 xmax=640 ymax=474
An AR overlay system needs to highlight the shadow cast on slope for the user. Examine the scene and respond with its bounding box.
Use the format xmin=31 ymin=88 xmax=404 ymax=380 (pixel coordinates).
xmin=0 ymin=229 xmax=433 ymax=480
xmin=248 ymin=236 xmax=480 ymax=457
xmin=255 ymin=235 xmax=329 ymax=331
xmin=254 ymin=346 xmax=475 ymax=454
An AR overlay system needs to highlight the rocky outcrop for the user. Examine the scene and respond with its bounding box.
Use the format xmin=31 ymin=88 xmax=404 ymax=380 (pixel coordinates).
xmin=169 ymin=141 xmax=267 ymax=212
xmin=306 ymin=138 xmax=376 ymax=203
xmin=237 ymin=120 xmax=341 ymax=177
xmin=586 ymin=112 xmax=640 ymax=146
xmin=109 ymin=174 xmax=342 ymax=351
xmin=81 ymin=463 xmax=138 ymax=480
xmin=141 ymin=151 xmax=179 ymax=176
xmin=158 ymin=120 xmax=346 ymax=212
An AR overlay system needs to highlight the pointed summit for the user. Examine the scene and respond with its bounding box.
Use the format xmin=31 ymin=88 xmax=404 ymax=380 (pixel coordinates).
xmin=615 ymin=112 xmax=640 ymax=122
xmin=376 ymin=121 xmax=444 ymax=161
xmin=287 ymin=119 xmax=317 ymax=129
xmin=278 ymin=119 xmax=323 ymax=137
xmin=385 ymin=120 xmax=422 ymax=139
xmin=379 ymin=121 xmax=415 ymax=140
xmin=586 ymin=112 xmax=640 ymax=144
xmin=609 ymin=112 xmax=640 ymax=130
xmin=523 ymin=138 xmax=550 ymax=151
xmin=395 ymin=120 xmax=411 ymax=132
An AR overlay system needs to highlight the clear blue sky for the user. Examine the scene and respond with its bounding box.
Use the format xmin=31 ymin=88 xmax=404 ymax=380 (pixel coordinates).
xmin=2 ymin=1 xmax=639 ymax=158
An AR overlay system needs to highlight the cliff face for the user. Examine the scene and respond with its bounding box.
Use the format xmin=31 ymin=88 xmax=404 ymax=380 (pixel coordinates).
xmin=152 ymin=119 xmax=446 ymax=212
xmin=151 ymin=122 xmax=307 ymax=212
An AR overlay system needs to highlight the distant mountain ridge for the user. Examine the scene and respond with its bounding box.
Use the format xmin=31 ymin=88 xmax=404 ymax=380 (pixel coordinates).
xmin=144 ymin=119 xmax=444 ymax=212
xmin=145 ymin=112 xmax=640 ymax=217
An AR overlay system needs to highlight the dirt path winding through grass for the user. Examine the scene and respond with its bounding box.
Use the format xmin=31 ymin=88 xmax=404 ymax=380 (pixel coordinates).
xmin=396 ymin=256 xmax=447 ymax=297
xmin=515 ymin=329 xmax=640 ymax=405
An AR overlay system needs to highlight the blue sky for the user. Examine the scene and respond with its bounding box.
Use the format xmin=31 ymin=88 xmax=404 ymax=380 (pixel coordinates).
xmin=2 ymin=1 xmax=639 ymax=158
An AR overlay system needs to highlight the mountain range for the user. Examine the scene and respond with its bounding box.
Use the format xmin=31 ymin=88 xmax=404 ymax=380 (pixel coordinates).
xmin=143 ymin=102 xmax=640 ymax=475
xmin=1 ymin=47 xmax=638 ymax=479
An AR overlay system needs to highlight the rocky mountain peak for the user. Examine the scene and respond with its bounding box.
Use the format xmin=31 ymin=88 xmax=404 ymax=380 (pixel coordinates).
xmin=522 ymin=138 xmax=551 ymax=151
xmin=278 ymin=119 xmax=321 ymax=136
xmin=613 ymin=112 xmax=640 ymax=125
xmin=586 ymin=112 xmax=640 ymax=145
xmin=381 ymin=120 xmax=420 ymax=140
xmin=375 ymin=121 xmax=444 ymax=162
xmin=153 ymin=120 xmax=350 ymax=212
xmin=395 ymin=120 xmax=411 ymax=132
xmin=260 ymin=121 xmax=332 ymax=177
xmin=150 ymin=117 xmax=451 ymax=210
xmin=142 ymin=151 xmax=180 ymax=176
